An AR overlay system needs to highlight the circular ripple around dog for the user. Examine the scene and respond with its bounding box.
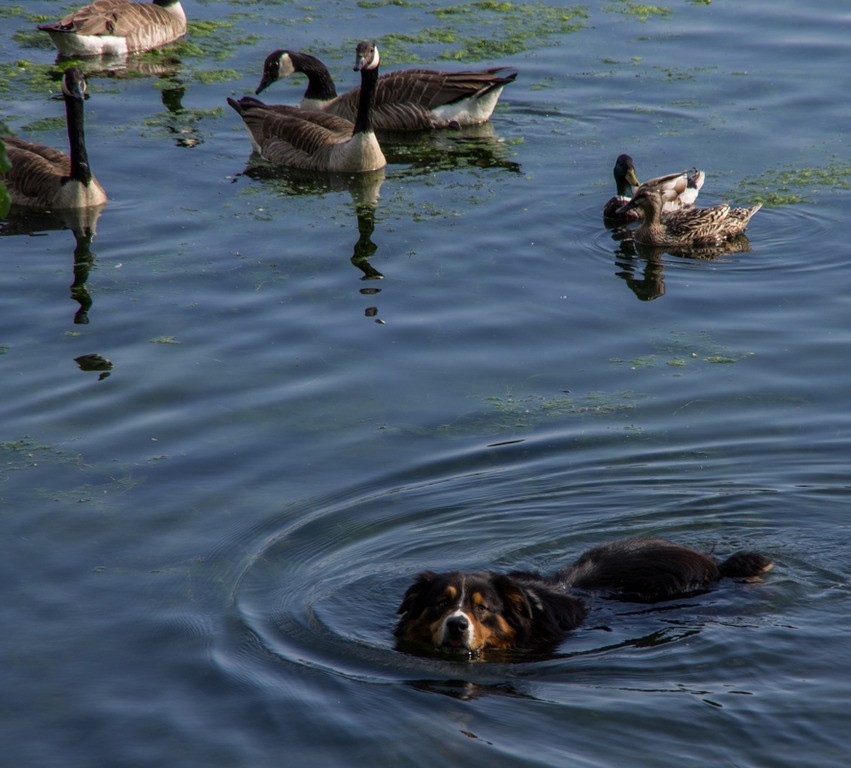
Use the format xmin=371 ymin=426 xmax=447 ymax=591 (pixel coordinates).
xmin=228 ymin=473 xmax=540 ymax=684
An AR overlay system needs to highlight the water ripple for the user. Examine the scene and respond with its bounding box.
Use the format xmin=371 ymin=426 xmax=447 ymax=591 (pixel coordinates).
xmin=222 ymin=441 xmax=785 ymax=690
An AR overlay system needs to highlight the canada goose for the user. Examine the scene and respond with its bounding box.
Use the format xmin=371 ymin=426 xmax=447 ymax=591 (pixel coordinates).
xmin=228 ymin=41 xmax=386 ymax=173
xmin=255 ymin=48 xmax=517 ymax=131
xmin=617 ymin=178 xmax=761 ymax=248
xmin=2 ymin=68 xmax=107 ymax=210
xmin=37 ymin=0 xmax=186 ymax=57
xmin=604 ymin=155 xmax=705 ymax=222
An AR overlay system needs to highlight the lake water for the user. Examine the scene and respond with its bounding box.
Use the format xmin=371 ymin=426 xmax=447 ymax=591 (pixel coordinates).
xmin=2 ymin=1 xmax=849 ymax=766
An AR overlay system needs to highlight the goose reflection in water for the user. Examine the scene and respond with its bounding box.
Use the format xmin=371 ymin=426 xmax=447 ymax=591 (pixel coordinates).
xmin=234 ymin=164 xmax=387 ymax=316
xmin=383 ymin=121 xmax=522 ymax=176
xmin=70 ymin=56 xmax=203 ymax=148
xmin=1 ymin=203 xmax=105 ymax=324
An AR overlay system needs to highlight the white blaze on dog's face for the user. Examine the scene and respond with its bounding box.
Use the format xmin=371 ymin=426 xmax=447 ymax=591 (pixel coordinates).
xmin=436 ymin=581 xmax=476 ymax=650
xmin=395 ymin=572 xmax=520 ymax=654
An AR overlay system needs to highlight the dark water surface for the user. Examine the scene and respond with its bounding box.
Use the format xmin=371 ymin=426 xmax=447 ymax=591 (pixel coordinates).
xmin=2 ymin=1 xmax=849 ymax=766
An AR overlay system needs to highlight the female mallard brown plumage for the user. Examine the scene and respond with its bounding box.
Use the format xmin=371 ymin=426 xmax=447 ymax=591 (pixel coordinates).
xmin=228 ymin=41 xmax=386 ymax=173
xmin=254 ymin=49 xmax=516 ymax=131
xmin=37 ymin=0 xmax=186 ymax=57
xmin=603 ymin=154 xmax=705 ymax=223
xmin=617 ymin=177 xmax=761 ymax=248
xmin=2 ymin=68 xmax=107 ymax=209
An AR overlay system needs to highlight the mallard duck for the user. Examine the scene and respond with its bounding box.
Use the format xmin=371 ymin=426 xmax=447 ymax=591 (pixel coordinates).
xmin=228 ymin=41 xmax=386 ymax=173
xmin=254 ymin=49 xmax=517 ymax=131
xmin=2 ymin=68 xmax=107 ymax=209
xmin=603 ymin=154 xmax=705 ymax=223
xmin=617 ymin=179 xmax=761 ymax=248
xmin=37 ymin=0 xmax=186 ymax=57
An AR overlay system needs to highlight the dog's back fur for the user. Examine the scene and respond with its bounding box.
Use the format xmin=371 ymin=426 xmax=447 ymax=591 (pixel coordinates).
xmin=395 ymin=536 xmax=773 ymax=656
xmin=560 ymin=536 xmax=771 ymax=599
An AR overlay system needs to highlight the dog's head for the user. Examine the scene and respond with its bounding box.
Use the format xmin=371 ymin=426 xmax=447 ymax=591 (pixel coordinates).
xmin=394 ymin=570 xmax=586 ymax=656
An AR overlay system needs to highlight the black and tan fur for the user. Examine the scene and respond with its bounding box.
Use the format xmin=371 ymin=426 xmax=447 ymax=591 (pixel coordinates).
xmin=395 ymin=537 xmax=772 ymax=656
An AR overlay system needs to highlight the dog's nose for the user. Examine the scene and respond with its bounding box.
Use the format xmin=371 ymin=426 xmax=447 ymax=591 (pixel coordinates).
xmin=446 ymin=615 xmax=469 ymax=635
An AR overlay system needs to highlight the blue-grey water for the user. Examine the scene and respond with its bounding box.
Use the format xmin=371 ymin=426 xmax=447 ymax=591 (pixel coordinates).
xmin=1 ymin=1 xmax=849 ymax=766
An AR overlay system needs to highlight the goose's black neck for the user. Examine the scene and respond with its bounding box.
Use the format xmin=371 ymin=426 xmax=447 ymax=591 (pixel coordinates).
xmin=65 ymin=90 xmax=92 ymax=186
xmin=354 ymin=64 xmax=379 ymax=135
xmin=293 ymin=52 xmax=338 ymax=101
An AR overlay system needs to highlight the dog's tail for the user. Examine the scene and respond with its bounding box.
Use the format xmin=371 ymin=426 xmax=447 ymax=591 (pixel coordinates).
xmin=718 ymin=551 xmax=774 ymax=579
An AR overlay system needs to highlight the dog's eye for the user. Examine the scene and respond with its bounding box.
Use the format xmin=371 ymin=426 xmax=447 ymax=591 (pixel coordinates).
xmin=474 ymin=604 xmax=489 ymax=616
xmin=436 ymin=599 xmax=449 ymax=610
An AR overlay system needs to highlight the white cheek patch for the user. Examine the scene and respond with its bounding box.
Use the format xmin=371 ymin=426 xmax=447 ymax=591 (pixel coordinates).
xmin=279 ymin=53 xmax=296 ymax=78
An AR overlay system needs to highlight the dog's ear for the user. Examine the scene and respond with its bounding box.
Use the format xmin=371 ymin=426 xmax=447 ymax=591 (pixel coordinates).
xmin=492 ymin=575 xmax=536 ymax=620
xmin=397 ymin=571 xmax=437 ymax=616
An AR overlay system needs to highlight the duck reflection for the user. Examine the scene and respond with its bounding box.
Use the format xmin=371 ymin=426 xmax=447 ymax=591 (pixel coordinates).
xmin=611 ymin=227 xmax=753 ymax=301
xmin=74 ymin=352 xmax=113 ymax=381
xmin=613 ymin=238 xmax=666 ymax=302
xmin=1 ymin=203 xmax=105 ymax=324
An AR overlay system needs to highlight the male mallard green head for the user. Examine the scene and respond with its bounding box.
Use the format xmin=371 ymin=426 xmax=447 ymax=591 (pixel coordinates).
xmin=613 ymin=154 xmax=640 ymax=197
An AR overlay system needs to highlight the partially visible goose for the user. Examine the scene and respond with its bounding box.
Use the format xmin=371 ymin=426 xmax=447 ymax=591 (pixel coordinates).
xmin=2 ymin=68 xmax=107 ymax=209
xmin=37 ymin=0 xmax=186 ymax=57
xmin=603 ymin=154 xmax=705 ymax=222
xmin=228 ymin=41 xmax=386 ymax=173
xmin=254 ymin=48 xmax=517 ymax=131
xmin=617 ymin=178 xmax=761 ymax=248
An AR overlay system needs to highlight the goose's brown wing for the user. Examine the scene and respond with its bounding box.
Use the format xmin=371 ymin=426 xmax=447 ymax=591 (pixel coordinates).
xmin=2 ymin=138 xmax=70 ymax=205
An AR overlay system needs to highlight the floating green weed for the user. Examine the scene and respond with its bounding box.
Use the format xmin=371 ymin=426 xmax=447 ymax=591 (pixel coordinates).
xmin=433 ymin=2 xmax=589 ymax=60
xmin=333 ymin=2 xmax=587 ymax=63
xmin=410 ymin=387 xmax=641 ymax=438
xmin=21 ymin=115 xmax=66 ymax=133
xmin=0 ymin=6 xmax=30 ymax=19
xmin=142 ymin=106 xmax=223 ymax=146
xmin=1 ymin=437 xmax=78 ymax=472
xmin=12 ymin=30 xmax=56 ymax=50
xmin=612 ymin=330 xmax=753 ymax=370
xmin=358 ymin=0 xmax=420 ymax=6
xmin=0 ymin=59 xmax=58 ymax=96
xmin=173 ymin=19 xmax=259 ymax=64
xmin=194 ymin=69 xmax=240 ymax=84
xmin=737 ymin=163 xmax=851 ymax=206
xmin=605 ymin=1 xmax=673 ymax=21
xmin=484 ymin=389 xmax=637 ymax=422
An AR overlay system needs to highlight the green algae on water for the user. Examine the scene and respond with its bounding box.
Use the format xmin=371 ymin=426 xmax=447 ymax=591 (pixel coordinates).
xmin=334 ymin=2 xmax=588 ymax=63
xmin=736 ymin=163 xmax=851 ymax=206
xmin=604 ymin=1 xmax=673 ymax=21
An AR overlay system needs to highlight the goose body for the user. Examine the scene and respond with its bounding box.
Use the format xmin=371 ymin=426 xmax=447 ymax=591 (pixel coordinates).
xmin=255 ymin=49 xmax=516 ymax=131
xmin=604 ymin=154 xmax=705 ymax=222
xmin=2 ymin=69 xmax=107 ymax=210
xmin=37 ymin=0 xmax=186 ymax=57
xmin=618 ymin=179 xmax=761 ymax=248
xmin=229 ymin=42 xmax=386 ymax=173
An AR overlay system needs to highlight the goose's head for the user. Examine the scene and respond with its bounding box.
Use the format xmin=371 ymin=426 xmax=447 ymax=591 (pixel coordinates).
xmin=256 ymin=49 xmax=295 ymax=94
xmin=62 ymin=67 xmax=88 ymax=102
xmin=354 ymin=41 xmax=380 ymax=72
